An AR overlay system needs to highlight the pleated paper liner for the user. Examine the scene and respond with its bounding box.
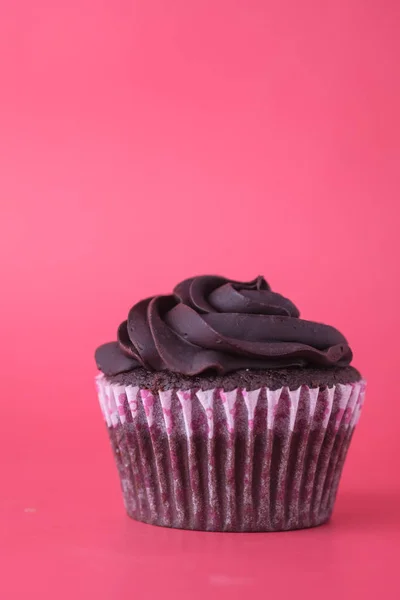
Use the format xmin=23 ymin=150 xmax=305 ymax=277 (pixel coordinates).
xmin=96 ymin=375 xmax=365 ymax=532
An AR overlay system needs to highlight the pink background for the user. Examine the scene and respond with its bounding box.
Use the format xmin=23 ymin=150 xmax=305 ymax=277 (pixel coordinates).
xmin=1 ymin=1 xmax=399 ymax=598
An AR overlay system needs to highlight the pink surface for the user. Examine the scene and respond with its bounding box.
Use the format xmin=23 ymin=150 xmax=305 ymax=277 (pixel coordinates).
xmin=0 ymin=0 xmax=399 ymax=598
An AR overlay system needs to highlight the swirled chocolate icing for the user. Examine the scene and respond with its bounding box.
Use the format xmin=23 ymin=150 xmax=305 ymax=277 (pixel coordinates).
xmin=95 ymin=275 xmax=352 ymax=377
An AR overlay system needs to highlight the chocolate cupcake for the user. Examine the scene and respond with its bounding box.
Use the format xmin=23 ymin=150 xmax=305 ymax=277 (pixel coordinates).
xmin=95 ymin=276 xmax=365 ymax=531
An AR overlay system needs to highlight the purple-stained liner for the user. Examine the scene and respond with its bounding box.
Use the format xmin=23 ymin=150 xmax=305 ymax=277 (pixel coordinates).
xmin=96 ymin=374 xmax=365 ymax=532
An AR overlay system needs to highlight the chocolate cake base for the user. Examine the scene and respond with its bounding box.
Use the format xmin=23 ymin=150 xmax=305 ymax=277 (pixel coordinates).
xmin=97 ymin=373 xmax=365 ymax=532
xmin=109 ymin=365 xmax=361 ymax=393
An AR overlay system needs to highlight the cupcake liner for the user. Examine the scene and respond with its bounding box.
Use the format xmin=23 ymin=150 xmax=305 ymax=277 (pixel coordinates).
xmin=96 ymin=375 xmax=365 ymax=532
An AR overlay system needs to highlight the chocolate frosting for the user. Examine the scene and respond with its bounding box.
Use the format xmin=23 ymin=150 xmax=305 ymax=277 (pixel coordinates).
xmin=95 ymin=275 xmax=353 ymax=377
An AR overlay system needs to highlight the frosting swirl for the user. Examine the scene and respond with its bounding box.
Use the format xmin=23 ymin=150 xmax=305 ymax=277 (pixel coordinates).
xmin=95 ymin=275 xmax=352 ymax=376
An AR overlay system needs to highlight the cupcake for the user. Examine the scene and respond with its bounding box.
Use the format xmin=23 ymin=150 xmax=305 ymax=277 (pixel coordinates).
xmin=94 ymin=275 xmax=365 ymax=532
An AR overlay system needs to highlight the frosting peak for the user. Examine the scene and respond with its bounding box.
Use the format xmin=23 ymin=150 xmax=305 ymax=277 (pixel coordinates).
xmin=95 ymin=275 xmax=352 ymax=376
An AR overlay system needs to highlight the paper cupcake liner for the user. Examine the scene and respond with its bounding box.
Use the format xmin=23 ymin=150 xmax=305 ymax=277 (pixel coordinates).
xmin=96 ymin=375 xmax=365 ymax=532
